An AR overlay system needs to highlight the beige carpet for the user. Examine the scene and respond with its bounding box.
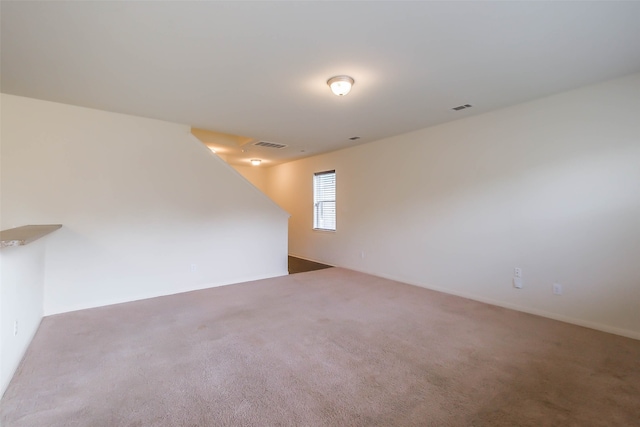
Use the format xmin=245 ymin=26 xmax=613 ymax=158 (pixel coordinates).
xmin=2 ymin=268 xmax=639 ymax=426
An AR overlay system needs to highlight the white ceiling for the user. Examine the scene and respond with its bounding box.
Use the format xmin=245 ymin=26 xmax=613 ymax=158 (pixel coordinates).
xmin=2 ymin=1 xmax=640 ymax=166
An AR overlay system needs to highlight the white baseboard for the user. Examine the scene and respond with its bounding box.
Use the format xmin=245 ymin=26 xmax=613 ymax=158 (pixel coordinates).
xmin=44 ymin=270 xmax=289 ymax=316
xmin=342 ymin=266 xmax=640 ymax=341
xmin=288 ymin=253 xmax=333 ymax=265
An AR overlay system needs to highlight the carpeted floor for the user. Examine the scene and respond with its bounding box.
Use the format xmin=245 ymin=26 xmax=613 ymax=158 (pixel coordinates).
xmin=2 ymin=268 xmax=639 ymax=426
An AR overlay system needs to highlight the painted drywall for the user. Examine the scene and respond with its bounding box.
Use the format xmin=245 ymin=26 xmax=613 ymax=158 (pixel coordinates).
xmin=0 ymin=238 xmax=47 ymax=396
xmin=266 ymin=73 xmax=640 ymax=339
xmin=1 ymin=94 xmax=289 ymax=316
xmin=232 ymin=165 xmax=269 ymax=194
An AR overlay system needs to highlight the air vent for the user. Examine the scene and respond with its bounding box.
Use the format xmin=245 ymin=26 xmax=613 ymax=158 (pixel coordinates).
xmin=253 ymin=141 xmax=288 ymax=149
xmin=452 ymin=104 xmax=473 ymax=111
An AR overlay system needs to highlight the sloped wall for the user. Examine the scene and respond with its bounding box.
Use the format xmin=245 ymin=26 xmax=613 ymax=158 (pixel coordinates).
xmin=232 ymin=165 xmax=269 ymax=194
xmin=1 ymin=94 xmax=289 ymax=316
xmin=266 ymin=73 xmax=640 ymax=339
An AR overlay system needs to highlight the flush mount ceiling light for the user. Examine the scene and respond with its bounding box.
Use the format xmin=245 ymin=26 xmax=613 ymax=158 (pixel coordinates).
xmin=250 ymin=159 xmax=262 ymax=166
xmin=327 ymin=75 xmax=354 ymax=96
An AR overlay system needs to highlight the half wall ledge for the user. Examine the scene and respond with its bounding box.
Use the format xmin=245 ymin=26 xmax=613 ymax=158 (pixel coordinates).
xmin=0 ymin=225 xmax=62 ymax=248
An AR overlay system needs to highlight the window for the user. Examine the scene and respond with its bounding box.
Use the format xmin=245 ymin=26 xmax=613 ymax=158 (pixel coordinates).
xmin=313 ymin=170 xmax=336 ymax=231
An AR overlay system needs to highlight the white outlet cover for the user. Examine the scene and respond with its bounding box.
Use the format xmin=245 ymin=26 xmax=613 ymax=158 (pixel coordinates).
xmin=553 ymin=283 xmax=563 ymax=295
xmin=513 ymin=277 xmax=523 ymax=289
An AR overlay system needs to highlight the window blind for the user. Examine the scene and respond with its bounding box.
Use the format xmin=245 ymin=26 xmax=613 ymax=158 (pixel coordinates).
xmin=313 ymin=170 xmax=336 ymax=231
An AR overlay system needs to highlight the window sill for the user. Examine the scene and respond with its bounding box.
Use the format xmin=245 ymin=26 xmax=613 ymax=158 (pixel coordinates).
xmin=313 ymin=228 xmax=336 ymax=233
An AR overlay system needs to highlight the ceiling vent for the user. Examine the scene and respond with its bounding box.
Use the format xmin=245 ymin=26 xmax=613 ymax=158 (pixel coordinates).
xmin=253 ymin=141 xmax=288 ymax=149
xmin=452 ymin=104 xmax=473 ymax=111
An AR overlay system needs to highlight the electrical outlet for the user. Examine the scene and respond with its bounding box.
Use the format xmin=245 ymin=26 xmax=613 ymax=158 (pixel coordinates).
xmin=514 ymin=267 xmax=522 ymax=278
xmin=190 ymin=264 xmax=197 ymax=273
xmin=553 ymin=283 xmax=563 ymax=295
xmin=513 ymin=277 xmax=523 ymax=289
xmin=13 ymin=320 xmax=18 ymax=336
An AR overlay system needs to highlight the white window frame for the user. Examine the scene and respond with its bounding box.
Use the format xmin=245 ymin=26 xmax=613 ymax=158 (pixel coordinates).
xmin=313 ymin=170 xmax=336 ymax=231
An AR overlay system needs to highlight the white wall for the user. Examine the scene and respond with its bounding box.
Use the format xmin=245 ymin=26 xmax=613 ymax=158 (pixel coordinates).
xmin=1 ymin=94 xmax=289 ymax=316
xmin=267 ymin=73 xmax=640 ymax=339
xmin=0 ymin=238 xmax=48 ymax=396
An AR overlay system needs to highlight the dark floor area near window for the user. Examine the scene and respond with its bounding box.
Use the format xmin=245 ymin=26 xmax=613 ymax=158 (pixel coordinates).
xmin=288 ymin=256 xmax=333 ymax=274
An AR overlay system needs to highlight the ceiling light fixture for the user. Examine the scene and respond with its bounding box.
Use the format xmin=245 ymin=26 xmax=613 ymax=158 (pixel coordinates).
xmin=250 ymin=159 xmax=262 ymax=166
xmin=327 ymin=75 xmax=354 ymax=96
